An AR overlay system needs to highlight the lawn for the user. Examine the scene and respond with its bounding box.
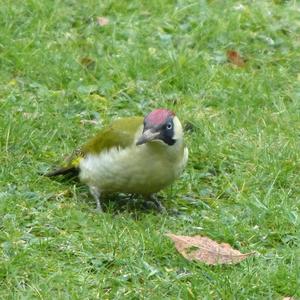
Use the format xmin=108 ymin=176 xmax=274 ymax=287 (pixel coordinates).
xmin=1 ymin=0 xmax=300 ymax=298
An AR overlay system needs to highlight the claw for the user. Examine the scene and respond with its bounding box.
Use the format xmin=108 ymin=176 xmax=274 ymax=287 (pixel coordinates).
xmin=89 ymin=186 xmax=103 ymax=212
xmin=143 ymin=194 xmax=167 ymax=213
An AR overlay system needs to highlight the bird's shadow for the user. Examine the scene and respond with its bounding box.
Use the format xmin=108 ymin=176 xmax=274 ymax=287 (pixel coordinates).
xmin=45 ymin=174 xmax=167 ymax=216
xmin=94 ymin=193 xmax=166 ymax=216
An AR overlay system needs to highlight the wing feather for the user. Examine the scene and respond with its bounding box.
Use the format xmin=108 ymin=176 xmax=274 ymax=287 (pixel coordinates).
xmin=44 ymin=116 xmax=143 ymax=177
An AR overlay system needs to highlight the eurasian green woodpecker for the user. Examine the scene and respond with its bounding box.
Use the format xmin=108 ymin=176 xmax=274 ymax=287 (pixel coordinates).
xmin=45 ymin=109 xmax=188 ymax=212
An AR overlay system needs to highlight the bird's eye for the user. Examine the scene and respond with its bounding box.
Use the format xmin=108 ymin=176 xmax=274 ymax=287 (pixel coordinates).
xmin=166 ymin=123 xmax=172 ymax=130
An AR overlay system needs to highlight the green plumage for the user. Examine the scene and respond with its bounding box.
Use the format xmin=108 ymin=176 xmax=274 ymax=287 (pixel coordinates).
xmin=45 ymin=116 xmax=143 ymax=177
xmin=45 ymin=109 xmax=188 ymax=212
xmin=82 ymin=116 xmax=143 ymax=154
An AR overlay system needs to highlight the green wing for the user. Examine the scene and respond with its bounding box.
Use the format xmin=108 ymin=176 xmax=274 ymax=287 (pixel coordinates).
xmin=81 ymin=116 xmax=143 ymax=155
xmin=44 ymin=116 xmax=143 ymax=177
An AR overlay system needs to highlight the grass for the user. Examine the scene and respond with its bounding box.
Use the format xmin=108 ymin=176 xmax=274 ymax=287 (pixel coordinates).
xmin=1 ymin=0 xmax=300 ymax=298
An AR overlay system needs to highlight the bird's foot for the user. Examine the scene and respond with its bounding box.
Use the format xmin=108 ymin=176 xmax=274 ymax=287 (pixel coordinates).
xmin=153 ymin=199 xmax=167 ymax=213
xmin=143 ymin=195 xmax=167 ymax=213
xmin=95 ymin=204 xmax=103 ymax=213
xmin=89 ymin=186 xmax=103 ymax=213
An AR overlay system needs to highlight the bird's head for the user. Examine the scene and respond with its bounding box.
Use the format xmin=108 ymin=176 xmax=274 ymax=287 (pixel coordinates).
xmin=136 ymin=109 xmax=184 ymax=147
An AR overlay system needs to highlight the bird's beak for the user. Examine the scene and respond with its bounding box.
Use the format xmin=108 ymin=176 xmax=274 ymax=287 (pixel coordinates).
xmin=136 ymin=129 xmax=160 ymax=146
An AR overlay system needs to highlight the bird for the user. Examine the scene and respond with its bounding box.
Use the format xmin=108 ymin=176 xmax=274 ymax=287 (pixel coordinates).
xmin=45 ymin=108 xmax=188 ymax=212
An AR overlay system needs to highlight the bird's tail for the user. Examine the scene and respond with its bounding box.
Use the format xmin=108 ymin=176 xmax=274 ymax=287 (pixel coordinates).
xmin=43 ymin=166 xmax=79 ymax=177
xmin=42 ymin=149 xmax=83 ymax=178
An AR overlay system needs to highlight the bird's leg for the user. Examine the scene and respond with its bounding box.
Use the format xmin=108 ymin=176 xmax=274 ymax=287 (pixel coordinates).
xmin=89 ymin=186 xmax=102 ymax=212
xmin=143 ymin=194 xmax=167 ymax=213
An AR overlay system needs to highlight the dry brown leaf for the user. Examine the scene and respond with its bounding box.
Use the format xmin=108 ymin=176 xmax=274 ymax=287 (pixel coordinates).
xmin=96 ymin=17 xmax=109 ymax=26
xmin=227 ymin=50 xmax=246 ymax=67
xmin=166 ymin=233 xmax=253 ymax=265
xmin=80 ymin=57 xmax=95 ymax=69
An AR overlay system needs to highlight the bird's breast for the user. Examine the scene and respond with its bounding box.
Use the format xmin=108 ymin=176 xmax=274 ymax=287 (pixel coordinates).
xmin=79 ymin=144 xmax=186 ymax=195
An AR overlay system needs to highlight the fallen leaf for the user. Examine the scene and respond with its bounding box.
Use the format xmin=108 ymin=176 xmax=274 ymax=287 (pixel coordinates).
xmin=88 ymin=94 xmax=107 ymax=103
xmin=233 ymin=4 xmax=246 ymax=11
xmin=227 ymin=50 xmax=246 ymax=67
xmin=77 ymin=85 xmax=99 ymax=95
xmin=96 ymin=17 xmax=109 ymax=26
xmin=55 ymin=189 xmax=72 ymax=198
xmin=80 ymin=57 xmax=95 ymax=69
xmin=148 ymin=47 xmax=157 ymax=55
xmin=22 ymin=112 xmax=39 ymax=119
xmin=166 ymin=233 xmax=253 ymax=265
xmin=8 ymin=79 xmax=17 ymax=86
xmin=80 ymin=119 xmax=99 ymax=125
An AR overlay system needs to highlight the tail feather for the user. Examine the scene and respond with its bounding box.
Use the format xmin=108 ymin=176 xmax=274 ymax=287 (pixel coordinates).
xmin=43 ymin=166 xmax=78 ymax=177
xmin=43 ymin=150 xmax=82 ymax=178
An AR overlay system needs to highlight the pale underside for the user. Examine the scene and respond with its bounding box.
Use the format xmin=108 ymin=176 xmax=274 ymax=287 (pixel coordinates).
xmin=79 ymin=137 xmax=188 ymax=196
